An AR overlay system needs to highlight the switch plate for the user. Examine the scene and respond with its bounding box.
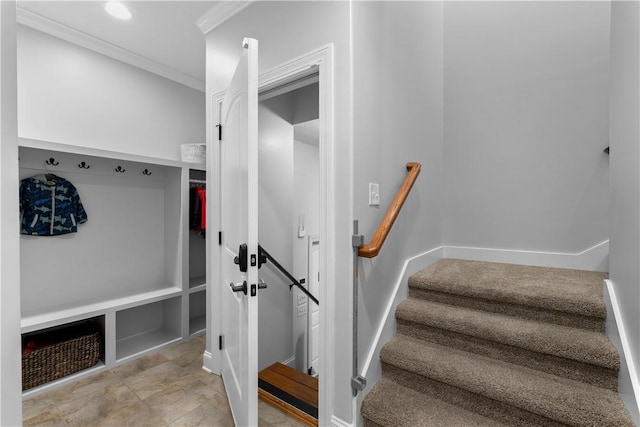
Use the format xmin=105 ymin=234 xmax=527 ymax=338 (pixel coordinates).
xmin=369 ymin=183 xmax=380 ymax=206
xmin=297 ymin=304 xmax=307 ymax=317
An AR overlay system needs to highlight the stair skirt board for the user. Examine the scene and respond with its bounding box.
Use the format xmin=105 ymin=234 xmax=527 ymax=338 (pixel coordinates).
xmin=258 ymin=362 xmax=318 ymax=425
xmin=361 ymin=258 xmax=634 ymax=426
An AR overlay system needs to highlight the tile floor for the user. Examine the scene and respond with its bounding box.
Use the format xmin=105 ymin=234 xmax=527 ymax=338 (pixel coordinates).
xmin=22 ymin=335 xmax=306 ymax=427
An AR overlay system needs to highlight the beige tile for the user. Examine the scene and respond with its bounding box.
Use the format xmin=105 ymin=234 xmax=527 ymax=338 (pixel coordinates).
xmin=110 ymin=351 xmax=169 ymax=379
xmin=169 ymin=393 xmax=234 ymax=427
xmin=141 ymin=374 xmax=216 ymax=424
xmin=160 ymin=337 xmax=206 ymax=367
xmin=47 ymin=371 xmax=120 ymax=407
xmin=258 ymin=400 xmax=308 ymax=427
xmin=56 ymin=383 xmax=142 ymax=427
xmin=22 ymin=395 xmax=66 ymax=427
xmin=122 ymin=360 xmax=185 ymax=401
xmin=91 ymin=400 xmax=168 ymax=427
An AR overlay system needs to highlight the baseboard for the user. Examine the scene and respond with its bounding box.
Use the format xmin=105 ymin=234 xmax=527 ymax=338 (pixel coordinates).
xmin=360 ymin=247 xmax=444 ymax=387
xmin=331 ymin=414 xmax=354 ymax=427
xmin=604 ymin=279 xmax=640 ymax=423
xmin=281 ymin=355 xmax=296 ymax=368
xmin=202 ymin=350 xmax=214 ymax=374
xmin=443 ymin=240 xmax=609 ymax=272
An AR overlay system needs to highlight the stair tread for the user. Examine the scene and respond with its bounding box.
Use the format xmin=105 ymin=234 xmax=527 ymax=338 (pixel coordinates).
xmin=362 ymin=378 xmax=508 ymax=427
xmin=396 ymin=297 xmax=619 ymax=369
xmin=381 ymin=335 xmax=633 ymax=426
xmin=409 ymin=259 xmax=607 ymax=318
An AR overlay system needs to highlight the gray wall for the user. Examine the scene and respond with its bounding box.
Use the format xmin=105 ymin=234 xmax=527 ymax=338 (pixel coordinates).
xmin=609 ymin=0 xmax=640 ymax=406
xmin=352 ymin=0 xmax=444 ymax=385
xmin=257 ymin=96 xmax=295 ymax=371
xmin=17 ymin=25 xmax=204 ymax=160
xmin=443 ymin=1 xmax=610 ymax=253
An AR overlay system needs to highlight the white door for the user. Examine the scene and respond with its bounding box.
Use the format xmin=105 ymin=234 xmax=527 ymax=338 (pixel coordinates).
xmin=219 ymin=38 xmax=259 ymax=427
xmin=307 ymin=235 xmax=320 ymax=375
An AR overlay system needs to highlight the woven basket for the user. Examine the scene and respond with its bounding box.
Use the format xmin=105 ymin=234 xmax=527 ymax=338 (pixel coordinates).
xmin=22 ymin=330 xmax=101 ymax=390
xmin=181 ymin=143 xmax=206 ymax=164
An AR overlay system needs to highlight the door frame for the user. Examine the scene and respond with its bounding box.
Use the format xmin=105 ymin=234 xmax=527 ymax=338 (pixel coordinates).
xmin=206 ymin=44 xmax=335 ymax=425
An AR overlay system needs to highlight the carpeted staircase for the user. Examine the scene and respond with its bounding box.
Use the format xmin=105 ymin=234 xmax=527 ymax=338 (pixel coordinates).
xmin=361 ymin=258 xmax=635 ymax=426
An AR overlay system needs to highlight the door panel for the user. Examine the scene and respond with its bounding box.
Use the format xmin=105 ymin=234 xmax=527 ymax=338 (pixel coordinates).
xmin=219 ymin=37 xmax=259 ymax=427
xmin=308 ymin=236 xmax=320 ymax=375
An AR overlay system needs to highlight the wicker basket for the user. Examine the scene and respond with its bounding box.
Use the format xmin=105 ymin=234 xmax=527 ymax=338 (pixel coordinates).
xmin=22 ymin=328 xmax=101 ymax=390
xmin=180 ymin=143 xmax=206 ymax=164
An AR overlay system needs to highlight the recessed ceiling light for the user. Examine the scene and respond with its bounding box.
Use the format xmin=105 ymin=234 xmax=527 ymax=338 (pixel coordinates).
xmin=105 ymin=2 xmax=132 ymax=21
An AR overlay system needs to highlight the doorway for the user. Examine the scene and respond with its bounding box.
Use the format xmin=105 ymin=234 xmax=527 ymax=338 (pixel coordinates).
xmin=256 ymin=76 xmax=321 ymax=424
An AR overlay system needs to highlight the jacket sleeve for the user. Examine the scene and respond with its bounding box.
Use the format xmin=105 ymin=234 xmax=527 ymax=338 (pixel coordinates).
xmin=71 ymin=184 xmax=88 ymax=224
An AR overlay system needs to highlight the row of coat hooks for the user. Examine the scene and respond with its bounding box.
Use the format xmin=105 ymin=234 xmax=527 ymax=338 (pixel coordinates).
xmin=45 ymin=157 xmax=153 ymax=176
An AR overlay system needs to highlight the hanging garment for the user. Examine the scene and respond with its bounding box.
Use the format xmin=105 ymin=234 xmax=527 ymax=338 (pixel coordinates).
xmin=196 ymin=186 xmax=206 ymax=232
xmin=20 ymin=174 xmax=88 ymax=236
xmin=190 ymin=186 xmax=201 ymax=230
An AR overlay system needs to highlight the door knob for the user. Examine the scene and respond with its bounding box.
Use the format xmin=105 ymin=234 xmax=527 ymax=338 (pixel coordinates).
xmin=258 ymin=278 xmax=268 ymax=290
xmin=230 ymin=281 xmax=247 ymax=295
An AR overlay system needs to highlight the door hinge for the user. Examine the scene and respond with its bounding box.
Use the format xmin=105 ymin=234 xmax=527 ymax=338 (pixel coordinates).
xmin=218 ymin=231 xmax=222 ymax=246
xmin=219 ymin=335 xmax=224 ymax=350
xmin=216 ymin=124 xmax=222 ymax=141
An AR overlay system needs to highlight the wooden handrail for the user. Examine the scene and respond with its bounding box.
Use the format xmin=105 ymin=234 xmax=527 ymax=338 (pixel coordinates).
xmin=358 ymin=162 xmax=422 ymax=258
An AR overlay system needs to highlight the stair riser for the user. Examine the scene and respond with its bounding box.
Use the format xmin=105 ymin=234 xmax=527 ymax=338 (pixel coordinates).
xmin=408 ymin=287 xmax=605 ymax=332
xmin=381 ymin=363 xmax=565 ymax=427
xmin=397 ymin=320 xmax=618 ymax=391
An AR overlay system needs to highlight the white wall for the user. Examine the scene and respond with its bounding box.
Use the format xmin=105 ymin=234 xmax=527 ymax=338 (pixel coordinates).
xmin=609 ymin=0 xmax=640 ymax=414
xmin=205 ymin=2 xmax=353 ymax=423
xmin=0 ymin=2 xmax=22 ymax=425
xmin=352 ymin=0 xmax=444 ymax=399
xmin=257 ymin=95 xmax=295 ymax=371
xmin=17 ymin=25 xmax=204 ymax=161
xmin=443 ymin=1 xmax=611 ymax=255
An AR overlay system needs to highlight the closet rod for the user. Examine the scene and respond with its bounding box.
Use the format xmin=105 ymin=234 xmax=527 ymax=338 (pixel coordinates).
xmin=189 ymin=179 xmax=206 ymax=184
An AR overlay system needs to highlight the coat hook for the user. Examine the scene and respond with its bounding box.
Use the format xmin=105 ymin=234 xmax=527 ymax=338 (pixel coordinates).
xmin=142 ymin=169 xmax=152 ymax=176
xmin=115 ymin=166 xmax=126 ymax=173
xmin=78 ymin=161 xmax=90 ymax=169
xmin=45 ymin=157 xmax=59 ymax=166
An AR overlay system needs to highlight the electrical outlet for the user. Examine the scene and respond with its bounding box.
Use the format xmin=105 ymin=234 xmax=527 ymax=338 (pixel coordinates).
xmin=297 ymin=304 xmax=307 ymax=317
xmin=369 ymin=183 xmax=380 ymax=206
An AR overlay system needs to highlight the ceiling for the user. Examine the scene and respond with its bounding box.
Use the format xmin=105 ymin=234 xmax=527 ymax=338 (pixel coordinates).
xmin=16 ymin=1 xmax=218 ymax=91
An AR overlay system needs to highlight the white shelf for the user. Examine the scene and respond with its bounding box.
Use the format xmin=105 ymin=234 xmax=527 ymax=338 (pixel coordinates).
xmin=21 ymin=287 xmax=182 ymax=333
xmin=19 ymin=137 xmax=190 ymax=169
xmin=116 ymin=328 xmax=181 ymax=362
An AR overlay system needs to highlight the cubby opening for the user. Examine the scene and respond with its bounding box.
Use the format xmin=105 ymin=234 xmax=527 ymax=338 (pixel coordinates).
xmin=189 ymin=290 xmax=206 ymax=336
xmin=22 ymin=316 xmax=104 ymax=391
xmin=188 ymin=168 xmax=206 ymax=289
xmin=115 ymin=296 xmax=182 ymax=362
xmin=19 ymin=145 xmax=183 ymax=318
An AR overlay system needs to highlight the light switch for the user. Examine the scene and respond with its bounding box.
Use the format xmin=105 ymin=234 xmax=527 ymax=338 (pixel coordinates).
xmin=369 ymin=183 xmax=380 ymax=206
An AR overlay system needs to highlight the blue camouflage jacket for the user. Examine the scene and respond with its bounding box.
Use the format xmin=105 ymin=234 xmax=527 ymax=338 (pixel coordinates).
xmin=20 ymin=174 xmax=88 ymax=236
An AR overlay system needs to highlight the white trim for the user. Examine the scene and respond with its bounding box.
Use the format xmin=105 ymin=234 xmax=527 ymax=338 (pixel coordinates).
xmin=196 ymin=1 xmax=253 ymax=35
xmin=604 ymin=279 xmax=640 ymax=423
xmin=16 ymin=7 xmax=204 ymax=92
xmin=202 ymin=350 xmax=215 ymax=374
xmin=360 ymin=247 xmax=444 ymax=381
xmin=281 ymin=355 xmax=296 ymax=368
xmin=443 ymin=240 xmax=609 ymax=271
xmin=331 ymin=414 xmax=354 ymax=427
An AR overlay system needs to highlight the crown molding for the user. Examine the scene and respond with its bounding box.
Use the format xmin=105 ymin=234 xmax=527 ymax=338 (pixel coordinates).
xmin=196 ymin=1 xmax=253 ymax=35
xmin=16 ymin=7 xmax=205 ymax=92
